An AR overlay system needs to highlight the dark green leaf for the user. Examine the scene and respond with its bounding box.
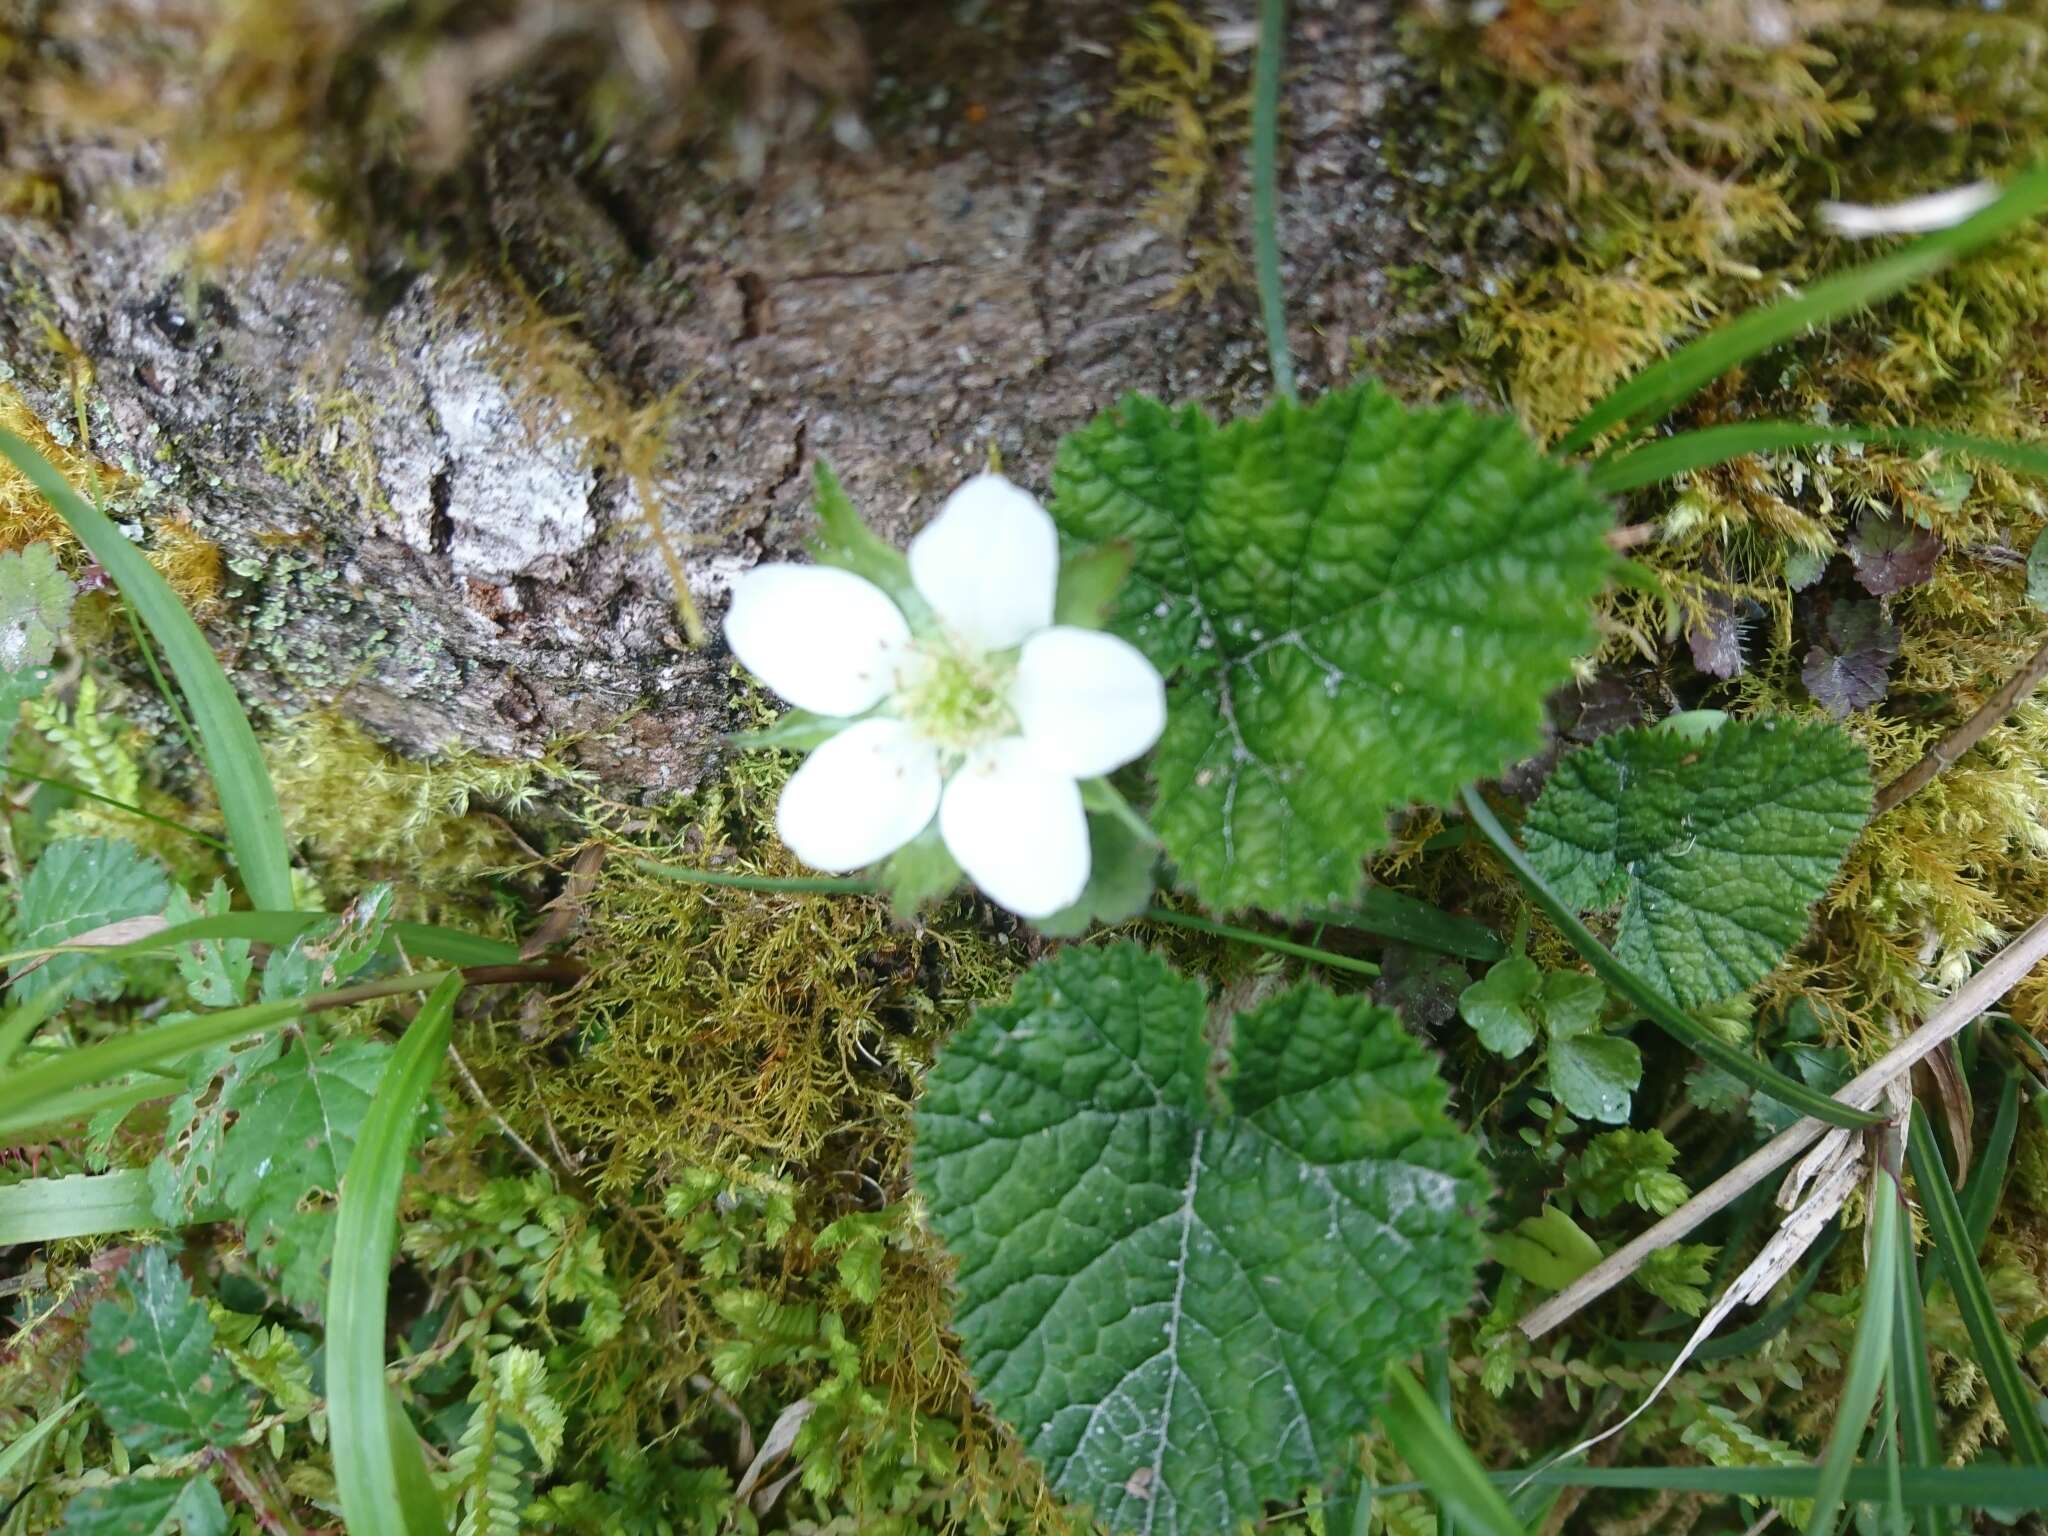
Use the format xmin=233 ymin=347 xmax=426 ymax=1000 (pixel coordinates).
xmin=915 ymin=943 xmax=1488 ymax=1535
xmin=1049 ymin=387 xmax=1615 ymax=915
xmin=83 ymin=1248 xmax=249 ymax=1457
xmin=61 ymin=1476 xmax=224 ymax=1536
xmin=1522 ymin=719 xmax=1870 ymax=1008
xmin=1034 ymin=813 xmax=1157 ymax=937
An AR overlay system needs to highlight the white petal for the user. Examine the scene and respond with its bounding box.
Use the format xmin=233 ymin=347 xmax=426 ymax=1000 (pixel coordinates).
xmin=940 ymin=737 xmax=1089 ymax=918
xmin=776 ymin=719 xmax=941 ymax=872
xmin=908 ymin=473 xmax=1059 ymax=652
xmin=724 ymin=564 xmax=908 ymax=717
xmin=1012 ymin=626 xmax=1167 ymax=780
xmin=1819 ymin=181 xmax=1997 ymax=238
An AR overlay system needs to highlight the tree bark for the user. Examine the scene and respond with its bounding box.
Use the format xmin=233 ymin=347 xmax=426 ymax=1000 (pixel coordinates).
xmin=0 ymin=0 xmax=1467 ymax=792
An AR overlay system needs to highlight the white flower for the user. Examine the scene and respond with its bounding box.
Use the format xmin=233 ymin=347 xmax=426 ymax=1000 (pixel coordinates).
xmin=724 ymin=472 xmax=1167 ymax=918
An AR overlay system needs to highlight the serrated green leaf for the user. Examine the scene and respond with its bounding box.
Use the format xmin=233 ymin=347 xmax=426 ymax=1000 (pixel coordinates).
xmin=83 ymin=1248 xmax=249 ymax=1457
xmin=0 ymin=542 xmax=74 ymax=675
xmin=914 ymin=942 xmax=1488 ymax=1536
xmin=1521 ymin=719 xmax=1870 ymax=1009
xmin=1049 ymin=386 xmax=1614 ymax=916
xmin=61 ymin=1475 xmax=224 ymax=1536
xmin=13 ymin=837 xmax=170 ymax=1005
xmin=216 ymin=1036 xmax=391 ymax=1305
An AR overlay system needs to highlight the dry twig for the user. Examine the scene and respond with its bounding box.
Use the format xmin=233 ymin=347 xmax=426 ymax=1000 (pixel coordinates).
xmin=1520 ymin=911 xmax=2048 ymax=1338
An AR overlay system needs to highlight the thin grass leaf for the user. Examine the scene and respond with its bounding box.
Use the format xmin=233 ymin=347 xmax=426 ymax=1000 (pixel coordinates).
xmin=0 ymin=428 xmax=294 ymax=912
xmin=0 ymin=980 xmax=72 ymax=1070
xmin=1806 ymin=1168 xmax=1900 ymax=1535
xmin=0 ymin=1170 xmax=157 ymax=1244
xmin=1961 ymin=1070 xmax=2023 ymax=1257
xmin=1559 ymin=164 xmax=2048 ymax=454
xmin=1380 ymin=1365 xmax=1528 ymax=1536
xmin=1460 ymin=787 xmax=1879 ymax=1129
xmin=1909 ymin=1113 xmax=2048 ymax=1464
xmin=0 ymin=971 xmax=454 ymax=1122
xmin=328 ymin=973 xmax=461 ymax=1536
xmin=1426 ymin=1346 xmax=1461 ymax=1536
xmin=1249 ymin=0 xmax=1295 ymax=402
xmin=0 ymin=1077 xmax=174 ymax=1143
xmin=1481 ymin=1464 xmax=2048 ymax=1501
xmin=1303 ymin=890 xmax=1506 ymax=963
xmin=1893 ymin=1215 xmax=1951 ymax=1536
xmin=4 ymin=770 xmax=228 ymax=850
xmin=0 ymin=1392 xmax=82 ymax=1485
xmin=1589 ymin=423 xmax=2048 ymax=494
xmin=0 ymin=914 xmax=517 ymax=974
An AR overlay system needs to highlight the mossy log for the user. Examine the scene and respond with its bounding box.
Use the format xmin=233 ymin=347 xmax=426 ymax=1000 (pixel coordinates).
xmin=0 ymin=0 xmax=1463 ymax=793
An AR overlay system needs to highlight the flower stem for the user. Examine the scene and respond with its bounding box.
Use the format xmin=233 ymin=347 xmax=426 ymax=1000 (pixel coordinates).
xmin=1144 ymin=906 xmax=1377 ymax=977
xmin=1251 ymin=0 xmax=1297 ymax=403
xmin=634 ymin=858 xmax=879 ymax=896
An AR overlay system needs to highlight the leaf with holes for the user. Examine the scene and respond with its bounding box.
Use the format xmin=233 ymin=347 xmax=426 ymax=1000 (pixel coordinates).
xmin=82 ymin=1247 xmax=249 ymax=1458
xmin=914 ymin=943 xmax=1488 ymax=1536
xmin=1049 ymin=386 xmax=1614 ymax=915
xmin=13 ymin=837 xmax=170 ymax=1005
xmin=214 ymin=1037 xmax=394 ymax=1305
xmin=1522 ymin=718 xmax=1870 ymax=1009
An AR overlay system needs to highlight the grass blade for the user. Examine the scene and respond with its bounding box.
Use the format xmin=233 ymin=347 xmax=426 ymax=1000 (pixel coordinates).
xmin=1961 ymin=1069 xmax=2023 ymax=1257
xmin=1893 ymin=1207 xmax=1951 ymax=1536
xmin=328 ymin=973 xmax=461 ymax=1536
xmin=0 ymin=914 xmax=517 ymax=976
xmin=1806 ymin=1167 xmax=1901 ymax=1535
xmin=1909 ymin=1113 xmax=2048 ymax=1464
xmin=0 ymin=981 xmax=73 ymax=1071
xmin=1588 ymin=423 xmax=2048 ymax=494
xmin=1250 ymin=0 xmax=1295 ymax=402
xmin=0 ymin=1392 xmax=82 ymax=1486
xmin=0 ymin=1170 xmax=158 ymax=1243
xmin=0 ymin=428 xmax=295 ymax=912
xmin=0 ymin=972 xmax=454 ymax=1120
xmin=1460 ymin=787 xmax=1880 ymax=1129
xmin=1380 ymin=1364 xmax=1528 ymax=1536
xmin=0 ymin=1078 xmax=177 ymax=1143
xmin=1304 ymin=890 xmax=1506 ymax=963
xmin=1559 ymin=164 xmax=2048 ymax=453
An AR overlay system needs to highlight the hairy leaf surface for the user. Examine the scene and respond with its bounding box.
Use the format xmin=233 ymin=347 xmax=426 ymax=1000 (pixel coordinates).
xmin=1049 ymin=386 xmax=1614 ymax=914
xmin=82 ymin=1248 xmax=248 ymax=1458
xmin=13 ymin=838 xmax=170 ymax=1004
xmin=1522 ymin=719 xmax=1870 ymax=1008
xmin=915 ymin=943 xmax=1487 ymax=1535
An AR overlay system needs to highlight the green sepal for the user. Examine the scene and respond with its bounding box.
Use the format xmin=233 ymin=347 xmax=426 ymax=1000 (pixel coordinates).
xmin=805 ymin=461 xmax=927 ymax=619
xmin=878 ymin=825 xmax=960 ymax=920
xmin=1053 ymin=541 xmax=1133 ymax=629
xmin=1032 ymin=812 xmax=1158 ymax=937
xmin=728 ymin=709 xmax=852 ymax=753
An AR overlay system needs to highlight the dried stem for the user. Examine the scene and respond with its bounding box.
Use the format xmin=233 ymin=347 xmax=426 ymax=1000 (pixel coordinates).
xmin=1874 ymin=634 xmax=2048 ymax=816
xmin=1519 ymin=911 xmax=2048 ymax=1338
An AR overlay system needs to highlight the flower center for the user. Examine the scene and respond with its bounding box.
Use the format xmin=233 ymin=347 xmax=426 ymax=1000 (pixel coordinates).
xmin=892 ymin=637 xmax=1017 ymax=756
